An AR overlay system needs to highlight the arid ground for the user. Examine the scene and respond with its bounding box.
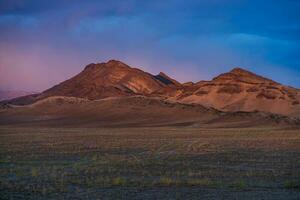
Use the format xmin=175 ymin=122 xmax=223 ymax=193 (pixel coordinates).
xmin=0 ymin=126 xmax=299 ymax=199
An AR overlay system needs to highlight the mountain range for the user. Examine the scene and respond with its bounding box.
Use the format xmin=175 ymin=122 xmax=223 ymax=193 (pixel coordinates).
xmin=1 ymin=60 xmax=300 ymax=127
xmin=0 ymin=90 xmax=35 ymax=101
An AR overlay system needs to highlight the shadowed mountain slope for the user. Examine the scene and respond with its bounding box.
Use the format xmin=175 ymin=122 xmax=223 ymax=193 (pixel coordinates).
xmin=1 ymin=96 xmax=299 ymax=128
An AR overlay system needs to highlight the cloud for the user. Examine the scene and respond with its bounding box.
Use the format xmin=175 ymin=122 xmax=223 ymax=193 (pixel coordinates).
xmin=0 ymin=0 xmax=299 ymax=90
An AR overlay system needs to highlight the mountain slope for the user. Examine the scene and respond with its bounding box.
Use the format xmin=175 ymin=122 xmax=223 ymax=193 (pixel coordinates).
xmin=40 ymin=60 xmax=179 ymax=100
xmin=175 ymin=68 xmax=300 ymax=116
xmin=0 ymin=96 xmax=214 ymax=127
xmin=1 ymin=96 xmax=298 ymax=128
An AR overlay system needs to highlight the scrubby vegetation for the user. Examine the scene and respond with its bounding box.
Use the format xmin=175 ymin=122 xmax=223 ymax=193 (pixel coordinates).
xmin=0 ymin=127 xmax=299 ymax=199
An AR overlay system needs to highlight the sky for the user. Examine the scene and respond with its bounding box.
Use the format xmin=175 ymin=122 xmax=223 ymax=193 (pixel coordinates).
xmin=0 ymin=0 xmax=300 ymax=91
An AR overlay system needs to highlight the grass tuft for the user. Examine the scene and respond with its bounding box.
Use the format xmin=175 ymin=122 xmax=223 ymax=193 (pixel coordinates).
xmin=230 ymin=180 xmax=247 ymax=190
xmin=156 ymin=177 xmax=177 ymax=186
xmin=31 ymin=167 xmax=39 ymax=177
xmin=111 ymin=177 xmax=127 ymax=186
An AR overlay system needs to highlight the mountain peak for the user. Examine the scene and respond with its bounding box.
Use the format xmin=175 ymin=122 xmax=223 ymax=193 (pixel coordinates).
xmin=84 ymin=60 xmax=130 ymax=71
xmin=213 ymin=67 xmax=276 ymax=84
xmin=158 ymin=72 xmax=167 ymax=77
xmin=106 ymin=59 xmax=126 ymax=65
xmin=84 ymin=63 xmax=98 ymax=70
xmin=154 ymin=72 xmax=181 ymax=86
xmin=230 ymin=67 xmax=251 ymax=74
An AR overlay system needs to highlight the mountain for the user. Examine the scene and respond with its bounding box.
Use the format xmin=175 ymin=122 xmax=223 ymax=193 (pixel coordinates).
xmin=4 ymin=60 xmax=178 ymax=105
xmin=40 ymin=60 xmax=179 ymax=99
xmin=2 ymin=60 xmax=300 ymax=118
xmin=175 ymin=68 xmax=300 ymax=117
xmin=0 ymin=90 xmax=35 ymax=101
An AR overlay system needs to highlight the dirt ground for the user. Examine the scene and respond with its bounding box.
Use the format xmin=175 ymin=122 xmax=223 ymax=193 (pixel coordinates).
xmin=0 ymin=126 xmax=299 ymax=199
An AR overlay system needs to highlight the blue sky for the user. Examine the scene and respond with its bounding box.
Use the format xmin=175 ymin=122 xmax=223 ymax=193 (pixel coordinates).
xmin=0 ymin=0 xmax=299 ymax=91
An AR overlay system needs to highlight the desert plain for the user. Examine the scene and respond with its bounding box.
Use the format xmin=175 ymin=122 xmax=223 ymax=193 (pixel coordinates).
xmin=0 ymin=125 xmax=299 ymax=199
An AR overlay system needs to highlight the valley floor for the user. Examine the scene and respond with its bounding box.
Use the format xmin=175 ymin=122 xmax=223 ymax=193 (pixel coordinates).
xmin=0 ymin=126 xmax=299 ymax=199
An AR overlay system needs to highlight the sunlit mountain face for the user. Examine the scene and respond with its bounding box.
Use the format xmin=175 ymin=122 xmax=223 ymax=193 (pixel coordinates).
xmin=0 ymin=0 xmax=300 ymax=92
